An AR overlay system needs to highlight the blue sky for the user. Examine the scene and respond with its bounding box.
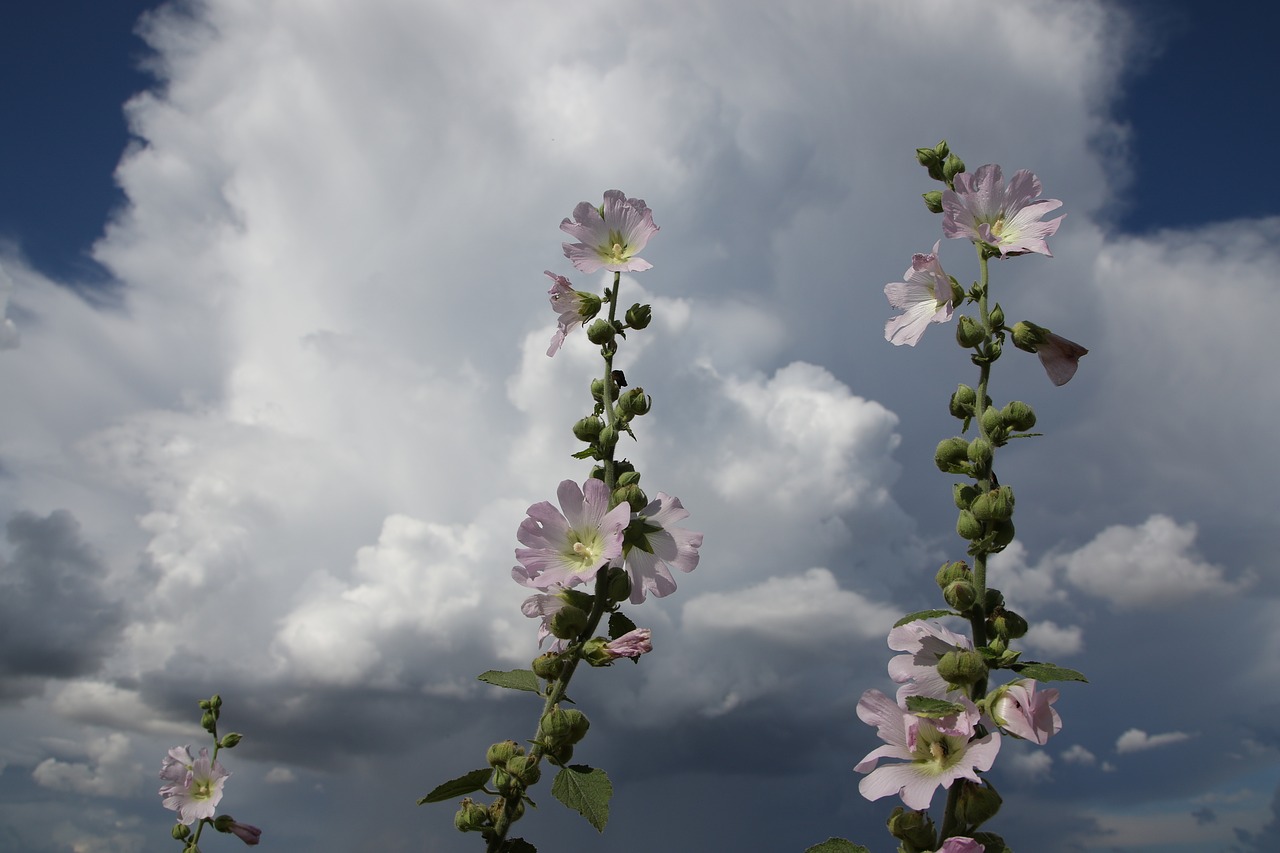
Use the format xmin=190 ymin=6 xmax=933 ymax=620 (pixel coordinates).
xmin=1 ymin=2 xmax=1279 ymax=852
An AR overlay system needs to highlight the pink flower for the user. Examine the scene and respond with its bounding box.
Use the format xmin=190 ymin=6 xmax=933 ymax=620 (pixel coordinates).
xmin=855 ymin=689 xmax=1000 ymax=811
xmin=604 ymin=628 xmax=653 ymax=659
xmin=561 ymin=190 xmax=659 ymax=273
xmin=512 ymin=479 xmax=631 ymax=591
xmin=1035 ymin=331 xmax=1088 ymax=386
xmin=215 ymin=817 xmax=263 ymax=845
xmin=158 ymin=746 xmax=229 ymax=826
xmin=991 ymin=679 xmax=1061 ymax=745
xmin=520 ymin=588 xmax=571 ymax=649
xmin=884 ymin=242 xmax=957 ymax=346
xmin=622 ymin=492 xmax=702 ymax=603
xmin=938 ymin=839 xmax=984 ymax=853
xmin=544 ymin=271 xmax=601 ymax=357
xmin=943 ymin=164 xmax=1064 ymax=257
xmin=887 ymin=620 xmax=972 ymax=700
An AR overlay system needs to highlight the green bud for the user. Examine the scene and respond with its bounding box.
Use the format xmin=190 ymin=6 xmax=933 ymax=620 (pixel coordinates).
xmin=956 ymin=509 xmax=983 ymax=540
xmin=954 ymin=779 xmax=1003 ymax=829
xmin=987 ymin=336 xmax=1003 ymax=360
xmin=198 ymin=699 xmax=212 ymax=710
xmin=949 ymin=384 xmax=977 ymax=419
xmin=967 ymin=436 xmax=993 ymax=468
xmin=616 ymin=470 xmax=641 ymax=487
xmin=564 ymin=708 xmax=590 ymax=742
xmin=172 ymin=823 xmax=192 ymax=840
xmin=980 ymin=405 xmax=1004 ymax=437
xmin=612 ymin=483 xmax=648 ymax=512
xmin=543 ymin=741 xmax=574 ymax=766
xmin=454 ymin=798 xmax=490 ymax=833
xmin=916 ymin=147 xmax=943 ymax=169
xmin=200 ymin=712 xmax=217 ymax=733
xmin=586 ymin=319 xmax=615 ymax=345
xmin=937 ymin=648 xmax=988 ymax=687
xmin=531 ymin=652 xmax=565 ymax=681
xmin=486 ymin=740 xmax=524 ymax=768
xmin=943 ymin=579 xmax=977 ymax=612
xmin=934 ymin=437 xmax=970 ymax=473
xmin=581 ymin=636 xmax=614 ymax=667
xmin=218 ymin=732 xmax=243 ymax=749
xmin=984 ymin=588 xmax=1005 ymax=611
xmin=934 ymin=140 xmax=949 ymax=158
xmin=572 ymin=416 xmax=603 ymax=442
xmin=491 ymin=766 xmax=514 ymax=794
xmin=618 ymin=388 xmax=652 ymax=417
xmin=886 ymin=805 xmax=937 ymax=849
xmin=956 ymin=315 xmax=985 ymax=348
xmin=990 ymin=518 xmax=1016 ymax=549
xmin=505 ymin=754 xmax=542 ymax=787
xmin=1001 ymin=400 xmax=1036 ymax=432
xmin=607 ymin=566 xmax=632 ymax=602
xmin=625 ymin=303 xmax=652 ymax=329
xmin=935 ymin=560 xmax=971 ymax=588
xmin=942 ymin=152 xmax=966 ymax=182
xmin=548 ymin=604 xmax=588 ymax=640
xmin=538 ymin=707 xmax=582 ymax=745
xmin=922 ymin=190 xmax=944 ymax=213
xmin=992 ymin=609 xmax=1029 ymax=640
xmin=953 ymin=483 xmax=979 ymax=510
xmin=597 ymin=424 xmax=619 ymax=450
xmin=989 ymin=302 xmax=1005 ymax=329
xmin=488 ymin=796 xmax=524 ymax=825
xmin=1011 ymin=320 xmax=1050 ymax=353
xmin=970 ymin=485 xmax=1015 ymax=522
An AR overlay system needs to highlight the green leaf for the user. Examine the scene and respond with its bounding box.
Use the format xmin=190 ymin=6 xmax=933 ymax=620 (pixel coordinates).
xmin=551 ymin=764 xmax=612 ymax=832
xmin=804 ymin=840 xmax=871 ymax=853
xmin=905 ymin=695 xmax=967 ymax=718
xmin=503 ymin=840 xmax=537 ymax=853
xmin=893 ymin=609 xmax=955 ymax=627
xmin=608 ymin=611 xmax=637 ymax=640
xmin=477 ymin=669 xmax=541 ymax=693
xmin=416 ymin=768 xmax=492 ymax=804
xmin=1009 ymin=662 xmax=1088 ymax=683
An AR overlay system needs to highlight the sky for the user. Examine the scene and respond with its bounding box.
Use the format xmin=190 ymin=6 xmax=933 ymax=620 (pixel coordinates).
xmin=0 ymin=1 xmax=1278 ymax=852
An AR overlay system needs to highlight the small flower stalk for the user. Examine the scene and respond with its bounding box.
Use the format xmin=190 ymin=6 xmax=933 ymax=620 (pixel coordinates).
xmin=421 ymin=192 xmax=701 ymax=851
xmin=820 ymin=142 xmax=1089 ymax=853
xmin=158 ymin=695 xmax=261 ymax=850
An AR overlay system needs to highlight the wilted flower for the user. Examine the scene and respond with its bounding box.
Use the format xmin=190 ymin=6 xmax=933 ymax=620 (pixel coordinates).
xmin=884 ymin=242 xmax=957 ymax=346
xmin=990 ymin=679 xmax=1061 ymax=745
xmin=943 ymin=164 xmax=1064 ymax=257
xmin=214 ymin=815 xmax=262 ymax=846
xmin=887 ymin=620 xmax=973 ymax=700
xmin=855 ymin=689 xmax=1001 ymax=811
xmin=159 ymin=746 xmax=229 ymax=825
xmin=621 ymin=492 xmax=703 ymax=603
xmin=1035 ymin=331 xmax=1088 ymax=386
xmin=544 ymin=271 xmax=601 ymax=357
xmin=561 ymin=190 xmax=659 ymax=273
xmin=513 ymin=479 xmax=631 ymax=591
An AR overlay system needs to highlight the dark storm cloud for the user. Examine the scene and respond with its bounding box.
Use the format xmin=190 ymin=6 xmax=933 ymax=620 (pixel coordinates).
xmin=0 ymin=510 xmax=126 ymax=698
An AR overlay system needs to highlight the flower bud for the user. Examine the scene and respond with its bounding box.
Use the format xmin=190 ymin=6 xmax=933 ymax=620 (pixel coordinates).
xmin=605 ymin=565 xmax=631 ymax=603
xmin=953 ymin=483 xmax=979 ymax=510
xmin=955 ymin=779 xmax=1003 ymax=828
xmin=505 ymin=754 xmax=542 ymax=788
xmin=970 ymin=485 xmax=1015 ymax=522
xmin=618 ymin=388 xmax=651 ymax=417
xmin=539 ymin=707 xmax=589 ymax=746
xmin=991 ymin=609 xmax=1029 ymax=640
xmin=218 ymin=732 xmax=243 ymax=749
xmin=956 ymin=509 xmax=983 ymax=541
xmin=984 ymin=588 xmax=1005 ymax=611
xmin=886 ymin=806 xmax=937 ymax=849
xmin=454 ymin=798 xmax=490 ymax=833
xmin=531 ymin=651 xmax=564 ymax=681
xmin=488 ymin=796 xmax=524 ymax=825
xmin=916 ymin=147 xmax=943 ymax=169
xmin=937 ymin=649 xmax=988 ymax=687
xmin=1011 ymin=320 xmax=1050 ymax=353
xmin=956 ymin=315 xmax=985 ymax=348
xmin=922 ymin=190 xmax=944 ymax=213
xmin=990 ymin=518 xmax=1016 ymax=549
xmin=597 ymin=424 xmax=618 ymax=451
xmin=934 ymin=437 xmax=970 ymax=473
xmin=989 ymin=302 xmax=1005 ymax=329
xmin=572 ymin=416 xmax=603 ymax=442
xmin=949 ymin=384 xmax=977 ymax=419
xmin=548 ymin=604 xmax=588 ymax=640
xmin=624 ymin=303 xmax=652 ymax=329
xmin=966 ymin=436 xmax=993 ymax=469
xmin=586 ymin=319 xmax=615 ymax=345
xmin=1001 ymin=400 xmax=1036 ymax=432
xmin=613 ymin=483 xmax=648 ymax=511
xmin=942 ymin=152 xmax=966 ymax=182
xmin=980 ymin=405 xmax=1004 ymax=437
xmin=201 ymin=711 xmax=217 ymax=733
xmin=543 ymin=741 xmax=574 ymax=765
xmin=172 ymin=823 xmax=192 ymax=840
xmin=486 ymin=740 xmax=524 ymax=768
xmin=943 ymin=579 xmax=977 ymax=612
xmin=935 ymin=560 xmax=970 ymax=588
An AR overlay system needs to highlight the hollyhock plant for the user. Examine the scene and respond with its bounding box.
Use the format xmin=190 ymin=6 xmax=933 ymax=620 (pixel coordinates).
xmin=544 ymin=271 xmax=602 ymax=357
xmin=513 ymin=479 xmax=631 ymax=591
xmin=990 ymin=679 xmax=1062 ymax=745
xmin=887 ymin=620 xmax=973 ymax=699
xmin=884 ymin=241 xmax=958 ymax=346
xmin=942 ymin=164 xmax=1064 ymax=257
xmin=561 ymin=190 xmax=659 ymax=273
xmin=855 ymin=688 xmax=1000 ymax=811
xmin=621 ymin=492 xmax=703 ymax=603
xmin=159 ymin=746 xmax=229 ymax=825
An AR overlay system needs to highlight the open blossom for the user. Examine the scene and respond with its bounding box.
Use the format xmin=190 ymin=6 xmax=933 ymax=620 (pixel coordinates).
xmin=887 ymin=620 xmax=972 ymax=700
xmin=991 ymin=679 xmax=1062 ymax=745
xmin=884 ymin=242 xmax=957 ymax=346
xmin=942 ymin=164 xmax=1064 ymax=257
xmin=512 ymin=479 xmax=631 ymax=591
xmin=561 ymin=190 xmax=659 ymax=273
xmin=159 ymin=746 xmax=229 ymax=825
xmin=544 ymin=271 xmax=601 ymax=357
xmin=855 ymin=689 xmax=1000 ymax=811
xmin=621 ymin=492 xmax=702 ymax=604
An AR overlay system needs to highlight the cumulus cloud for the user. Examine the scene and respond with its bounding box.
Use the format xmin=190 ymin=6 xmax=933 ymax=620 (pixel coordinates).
xmin=1060 ymin=744 xmax=1097 ymax=766
xmin=1004 ymin=748 xmax=1054 ymax=782
xmin=1115 ymin=728 xmax=1194 ymax=754
xmin=31 ymin=733 xmax=141 ymax=798
xmin=1022 ymin=619 xmax=1084 ymax=657
xmin=0 ymin=262 xmax=19 ymax=349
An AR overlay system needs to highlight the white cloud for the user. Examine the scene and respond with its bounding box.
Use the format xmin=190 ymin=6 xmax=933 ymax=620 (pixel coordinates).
xmin=1022 ymin=620 xmax=1084 ymax=657
xmin=1004 ymin=747 xmax=1054 ymax=782
xmin=1060 ymin=744 xmax=1097 ymax=766
xmin=1115 ymin=728 xmax=1193 ymax=754
xmin=0 ymin=262 xmax=19 ymax=350
xmin=264 ymin=767 xmax=296 ymax=784
xmin=31 ymin=733 xmax=141 ymax=798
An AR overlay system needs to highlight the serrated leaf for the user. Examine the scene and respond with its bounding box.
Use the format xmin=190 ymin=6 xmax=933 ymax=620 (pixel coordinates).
xmin=905 ymin=695 xmax=966 ymax=718
xmin=804 ymin=839 xmax=871 ymax=853
xmin=608 ymin=611 xmax=637 ymax=639
xmin=416 ymin=768 xmax=492 ymax=804
xmin=893 ymin=609 xmax=955 ymax=627
xmin=477 ymin=669 xmax=541 ymax=693
xmin=1009 ymin=662 xmax=1088 ymax=683
xmin=551 ymin=764 xmax=612 ymax=832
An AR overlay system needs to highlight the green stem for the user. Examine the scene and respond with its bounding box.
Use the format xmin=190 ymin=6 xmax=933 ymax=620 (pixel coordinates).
xmin=486 ymin=272 xmax=625 ymax=853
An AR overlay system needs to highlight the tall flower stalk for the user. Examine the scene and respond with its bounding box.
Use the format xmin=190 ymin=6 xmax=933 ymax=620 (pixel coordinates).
xmin=815 ymin=143 xmax=1088 ymax=853
xmin=422 ymin=191 xmax=701 ymax=852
